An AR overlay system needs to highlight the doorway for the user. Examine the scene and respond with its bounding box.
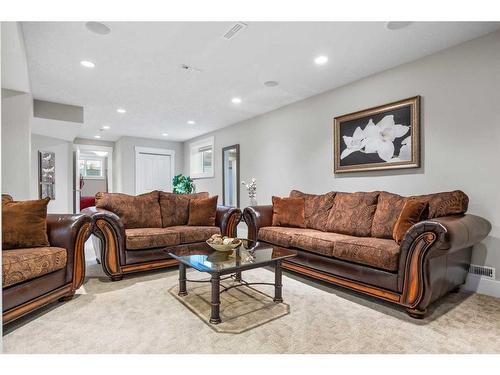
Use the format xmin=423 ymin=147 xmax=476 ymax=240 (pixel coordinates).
xmin=135 ymin=147 xmax=175 ymax=194
xmin=222 ymin=144 xmax=240 ymax=207
xmin=73 ymin=144 xmax=113 ymax=213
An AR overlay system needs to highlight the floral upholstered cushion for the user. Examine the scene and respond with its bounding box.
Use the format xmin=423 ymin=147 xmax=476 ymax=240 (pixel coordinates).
xmin=413 ymin=190 xmax=468 ymax=219
xmin=332 ymin=237 xmax=401 ymax=272
xmin=325 ymin=192 xmax=379 ymax=237
xmin=159 ymin=192 xmax=209 ymax=227
xmin=289 ymin=190 xmax=336 ymax=231
xmin=95 ymin=191 xmax=162 ymax=229
xmin=371 ymin=191 xmax=407 ymax=239
xmin=2 ymin=247 xmax=67 ymax=288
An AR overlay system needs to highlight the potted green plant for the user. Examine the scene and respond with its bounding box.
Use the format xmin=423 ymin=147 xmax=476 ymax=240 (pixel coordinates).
xmin=172 ymin=174 xmax=195 ymax=194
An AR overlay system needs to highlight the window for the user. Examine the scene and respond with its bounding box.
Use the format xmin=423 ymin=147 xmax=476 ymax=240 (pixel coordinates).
xmin=79 ymin=157 xmax=104 ymax=178
xmin=189 ymin=136 xmax=214 ymax=178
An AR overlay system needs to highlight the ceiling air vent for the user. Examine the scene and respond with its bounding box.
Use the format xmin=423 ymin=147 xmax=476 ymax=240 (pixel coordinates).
xmin=469 ymin=264 xmax=495 ymax=279
xmin=223 ymin=22 xmax=248 ymax=40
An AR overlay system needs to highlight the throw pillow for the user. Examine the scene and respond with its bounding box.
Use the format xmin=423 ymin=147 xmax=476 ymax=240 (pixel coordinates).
xmin=2 ymin=198 xmax=50 ymax=250
xmin=160 ymin=192 xmax=209 ymax=227
xmin=271 ymin=196 xmax=306 ymax=228
xmin=187 ymin=196 xmax=218 ymax=226
xmin=393 ymin=199 xmax=429 ymax=244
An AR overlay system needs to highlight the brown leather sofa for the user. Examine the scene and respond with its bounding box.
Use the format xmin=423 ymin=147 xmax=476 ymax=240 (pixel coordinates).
xmin=82 ymin=191 xmax=242 ymax=281
xmin=2 ymin=196 xmax=92 ymax=325
xmin=244 ymin=190 xmax=491 ymax=318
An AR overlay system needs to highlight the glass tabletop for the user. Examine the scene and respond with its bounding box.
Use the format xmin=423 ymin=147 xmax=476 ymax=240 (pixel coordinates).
xmin=166 ymin=240 xmax=297 ymax=273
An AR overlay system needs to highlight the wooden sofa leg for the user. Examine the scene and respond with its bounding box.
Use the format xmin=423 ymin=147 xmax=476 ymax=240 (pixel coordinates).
xmin=59 ymin=292 xmax=76 ymax=302
xmin=406 ymin=307 xmax=427 ymax=319
xmin=110 ymin=274 xmax=123 ymax=282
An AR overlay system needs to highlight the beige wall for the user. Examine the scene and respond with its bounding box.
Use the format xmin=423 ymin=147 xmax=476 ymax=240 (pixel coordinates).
xmin=184 ymin=31 xmax=500 ymax=288
xmin=1 ymin=89 xmax=32 ymax=199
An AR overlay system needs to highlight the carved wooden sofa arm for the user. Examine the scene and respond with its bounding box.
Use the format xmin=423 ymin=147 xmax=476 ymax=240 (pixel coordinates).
xmin=46 ymin=214 xmax=93 ymax=296
xmin=398 ymin=214 xmax=491 ymax=317
xmin=242 ymin=205 xmax=273 ymax=240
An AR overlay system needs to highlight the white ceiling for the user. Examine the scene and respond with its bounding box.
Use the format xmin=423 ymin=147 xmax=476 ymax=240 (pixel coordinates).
xmin=22 ymin=21 xmax=500 ymax=142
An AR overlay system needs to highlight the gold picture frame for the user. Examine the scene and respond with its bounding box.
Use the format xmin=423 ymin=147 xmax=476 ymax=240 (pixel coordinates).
xmin=334 ymin=96 xmax=420 ymax=173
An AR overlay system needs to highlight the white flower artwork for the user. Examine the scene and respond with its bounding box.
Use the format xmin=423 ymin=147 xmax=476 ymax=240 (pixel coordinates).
xmin=340 ymin=115 xmax=410 ymax=163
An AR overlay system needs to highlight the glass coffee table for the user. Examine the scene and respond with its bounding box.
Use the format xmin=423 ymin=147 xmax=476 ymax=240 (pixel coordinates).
xmin=167 ymin=240 xmax=296 ymax=324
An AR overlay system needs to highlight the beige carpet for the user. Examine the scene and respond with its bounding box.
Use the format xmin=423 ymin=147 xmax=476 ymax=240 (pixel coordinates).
xmin=3 ymin=259 xmax=500 ymax=354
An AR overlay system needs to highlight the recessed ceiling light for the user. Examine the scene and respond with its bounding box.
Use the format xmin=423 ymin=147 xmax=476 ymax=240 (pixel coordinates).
xmin=101 ymin=125 xmax=110 ymax=130
xmin=231 ymin=97 xmax=242 ymax=104
xmin=80 ymin=60 xmax=96 ymax=68
xmin=264 ymin=80 xmax=279 ymax=87
xmin=386 ymin=21 xmax=413 ymax=31
xmin=314 ymin=55 xmax=328 ymax=65
xmin=116 ymin=108 xmax=126 ymax=114
xmin=187 ymin=120 xmax=196 ymax=125
xmin=162 ymin=133 xmax=169 ymax=137
xmin=85 ymin=22 xmax=111 ymax=35
xmin=94 ymin=135 xmax=101 ymax=139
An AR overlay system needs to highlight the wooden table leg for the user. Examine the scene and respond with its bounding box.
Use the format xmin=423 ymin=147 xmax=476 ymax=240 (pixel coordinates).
xmin=210 ymin=273 xmax=222 ymax=324
xmin=178 ymin=263 xmax=187 ymax=296
xmin=234 ymin=271 xmax=242 ymax=282
xmin=274 ymin=260 xmax=283 ymax=303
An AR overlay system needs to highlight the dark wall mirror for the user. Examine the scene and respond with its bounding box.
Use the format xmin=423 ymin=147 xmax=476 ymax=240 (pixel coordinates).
xmin=222 ymin=144 xmax=240 ymax=207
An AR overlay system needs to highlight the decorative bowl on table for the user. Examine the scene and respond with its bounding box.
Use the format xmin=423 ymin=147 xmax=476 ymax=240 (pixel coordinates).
xmin=206 ymin=234 xmax=242 ymax=252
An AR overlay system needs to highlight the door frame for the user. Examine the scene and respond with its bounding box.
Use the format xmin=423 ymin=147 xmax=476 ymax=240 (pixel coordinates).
xmin=134 ymin=146 xmax=175 ymax=194
xmin=222 ymin=144 xmax=240 ymax=207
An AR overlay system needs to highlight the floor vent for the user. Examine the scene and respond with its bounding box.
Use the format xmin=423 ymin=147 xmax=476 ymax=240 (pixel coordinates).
xmin=223 ymin=22 xmax=248 ymax=40
xmin=469 ymin=264 xmax=495 ymax=279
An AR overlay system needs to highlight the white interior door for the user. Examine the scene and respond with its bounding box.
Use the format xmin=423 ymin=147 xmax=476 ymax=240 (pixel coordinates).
xmin=135 ymin=147 xmax=175 ymax=194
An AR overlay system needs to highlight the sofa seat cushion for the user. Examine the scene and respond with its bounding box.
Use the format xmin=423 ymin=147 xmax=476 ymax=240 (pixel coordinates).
xmin=332 ymin=237 xmax=401 ymax=271
xmin=291 ymin=231 xmax=354 ymax=257
xmin=2 ymin=247 xmax=67 ymax=288
xmin=167 ymin=225 xmax=221 ymax=244
xmin=258 ymin=227 xmax=317 ymax=248
xmin=125 ymin=228 xmax=181 ymax=250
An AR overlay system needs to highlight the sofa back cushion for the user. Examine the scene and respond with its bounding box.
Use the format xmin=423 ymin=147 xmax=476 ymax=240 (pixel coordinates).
xmin=289 ymin=190 xmax=336 ymax=231
xmin=187 ymin=196 xmax=218 ymax=226
xmin=272 ymin=196 xmax=306 ymax=228
xmin=325 ymin=192 xmax=379 ymax=237
xmin=95 ymin=191 xmax=161 ymax=229
xmin=2 ymin=194 xmax=13 ymax=204
xmin=159 ymin=192 xmax=209 ymax=227
xmin=2 ymin=198 xmax=51 ymax=250
xmin=371 ymin=191 xmax=407 ymax=239
xmin=413 ymin=190 xmax=468 ymax=219
xmin=393 ymin=199 xmax=429 ymax=244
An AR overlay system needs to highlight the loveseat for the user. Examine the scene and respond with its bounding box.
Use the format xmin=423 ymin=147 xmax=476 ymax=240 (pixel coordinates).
xmin=244 ymin=190 xmax=491 ymax=318
xmin=83 ymin=191 xmax=242 ymax=281
xmin=2 ymin=194 xmax=92 ymax=325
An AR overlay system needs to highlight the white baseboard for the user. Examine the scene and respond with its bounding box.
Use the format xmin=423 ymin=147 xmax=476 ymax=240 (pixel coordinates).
xmin=462 ymin=273 xmax=500 ymax=298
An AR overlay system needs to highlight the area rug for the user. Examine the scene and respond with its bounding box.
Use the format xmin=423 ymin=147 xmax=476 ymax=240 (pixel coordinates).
xmin=3 ymin=258 xmax=500 ymax=354
xmin=169 ymin=279 xmax=289 ymax=333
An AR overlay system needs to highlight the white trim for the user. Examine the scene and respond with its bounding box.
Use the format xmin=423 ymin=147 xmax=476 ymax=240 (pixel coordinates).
xmin=74 ymin=144 xmax=114 ymax=192
xmin=134 ymin=146 xmax=175 ymax=194
xmin=462 ymin=273 xmax=500 ymax=298
xmin=189 ymin=136 xmax=215 ymax=179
